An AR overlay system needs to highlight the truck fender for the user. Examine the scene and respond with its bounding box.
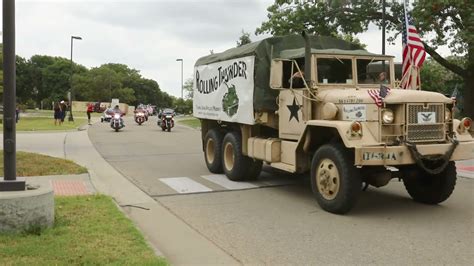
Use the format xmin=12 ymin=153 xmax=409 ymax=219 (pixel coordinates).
xmin=298 ymin=120 xmax=379 ymax=153
xmin=453 ymin=119 xmax=474 ymax=141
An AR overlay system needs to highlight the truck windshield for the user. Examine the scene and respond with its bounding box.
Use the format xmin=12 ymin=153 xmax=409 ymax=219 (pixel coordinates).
xmin=357 ymin=58 xmax=391 ymax=85
xmin=317 ymin=57 xmax=353 ymax=84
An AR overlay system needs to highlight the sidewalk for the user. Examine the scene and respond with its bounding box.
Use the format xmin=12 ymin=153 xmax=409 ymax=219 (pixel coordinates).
xmin=28 ymin=173 xmax=96 ymax=196
xmin=456 ymin=159 xmax=474 ymax=179
xmin=2 ymin=127 xmax=238 ymax=265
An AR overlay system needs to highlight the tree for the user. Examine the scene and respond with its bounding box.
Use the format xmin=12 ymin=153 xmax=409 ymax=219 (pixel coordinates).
xmin=16 ymin=55 xmax=35 ymax=105
xmin=236 ymin=30 xmax=252 ymax=47
xmin=73 ymin=65 xmax=122 ymax=102
xmin=114 ymin=87 xmax=136 ymax=104
xmin=172 ymin=97 xmax=193 ymax=114
xmin=183 ymin=78 xmax=193 ymax=99
xmin=421 ymin=57 xmax=465 ymax=95
xmin=257 ymin=0 xmax=474 ymax=118
xmin=0 ymin=44 xmax=3 ymax=100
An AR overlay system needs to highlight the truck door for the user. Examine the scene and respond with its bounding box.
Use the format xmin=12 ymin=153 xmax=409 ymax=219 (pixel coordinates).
xmin=270 ymin=59 xmax=307 ymax=140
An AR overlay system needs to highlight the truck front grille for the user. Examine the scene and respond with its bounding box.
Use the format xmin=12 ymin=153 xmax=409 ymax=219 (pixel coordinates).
xmin=406 ymin=104 xmax=445 ymax=142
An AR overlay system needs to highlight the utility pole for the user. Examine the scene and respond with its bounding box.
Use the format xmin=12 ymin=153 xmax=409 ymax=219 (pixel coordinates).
xmin=176 ymin=59 xmax=184 ymax=99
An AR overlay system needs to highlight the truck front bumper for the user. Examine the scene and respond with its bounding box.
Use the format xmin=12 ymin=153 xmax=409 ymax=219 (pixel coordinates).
xmin=355 ymin=140 xmax=474 ymax=166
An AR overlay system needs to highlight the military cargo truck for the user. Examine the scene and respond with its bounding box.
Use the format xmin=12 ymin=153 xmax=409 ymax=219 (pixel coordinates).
xmin=193 ymin=33 xmax=474 ymax=214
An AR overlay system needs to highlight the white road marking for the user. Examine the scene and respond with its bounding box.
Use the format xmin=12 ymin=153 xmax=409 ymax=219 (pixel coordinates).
xmin=457 ymin=171 xmax=474 ymax=179
xmin=160 ymin=177 xmax=212 ymax=194
xmin=201 ymin=174 xmax=259 ymax=190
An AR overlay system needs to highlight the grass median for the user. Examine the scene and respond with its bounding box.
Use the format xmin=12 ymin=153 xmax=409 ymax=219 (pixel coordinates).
xmin=1 ymin=117 xmax=88 ymax=131
xmin=0 ymin=195 xmax=167 ymax=265
xmin=177 ymin=117 xmax=200 ymax=129
xmin=0 ymin=150 xmax=87 ymax=176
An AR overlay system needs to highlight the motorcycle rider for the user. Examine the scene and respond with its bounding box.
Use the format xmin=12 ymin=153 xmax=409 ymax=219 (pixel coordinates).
xmin=112 ymin=105 xmax=125 ymax=127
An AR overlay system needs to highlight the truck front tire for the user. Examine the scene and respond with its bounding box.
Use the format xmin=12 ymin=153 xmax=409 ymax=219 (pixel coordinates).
xmin=204 ymin=129 xmax=224 ymax=173
xmin=402 ymin=161 xmax=456 ymax=204
xmin=310 ymin=143 xmax=362 ymax=214
xmin=222 ymin=131 xmax=262 ymax=181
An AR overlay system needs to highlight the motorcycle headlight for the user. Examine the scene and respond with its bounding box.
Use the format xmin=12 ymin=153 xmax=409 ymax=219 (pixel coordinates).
xmin=114 ymin=114 xmax=120 ymax=119
xmin=445 ymin=109 xmax=452 ymax=121
xmin=166 ymin=115 xmax=172 ymax=119
xmin=382 ymin=109 xmax=394 ymax=124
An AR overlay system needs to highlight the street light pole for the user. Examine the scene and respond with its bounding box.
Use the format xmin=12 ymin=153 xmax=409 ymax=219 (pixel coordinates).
xmin=1 ymin=0 xmax=25 ymax=191
xmin=69 ymin=35 xmax=82 ymax=122
xmin=176 ymin=59 xmax=183 ymax=99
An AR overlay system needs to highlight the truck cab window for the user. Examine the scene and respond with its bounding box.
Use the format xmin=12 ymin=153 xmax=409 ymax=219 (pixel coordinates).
xmin=317 ymin=58 xmax=352 ymax=84
xmin=283 ymin=58 xmax=305 ymax=88
xmin=357 ymin=59 xmax=391 ymax=84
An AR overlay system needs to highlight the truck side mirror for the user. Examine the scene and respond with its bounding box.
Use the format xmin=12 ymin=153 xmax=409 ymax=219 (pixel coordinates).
xmin=270 ymin=60 xmax=283 ymax=89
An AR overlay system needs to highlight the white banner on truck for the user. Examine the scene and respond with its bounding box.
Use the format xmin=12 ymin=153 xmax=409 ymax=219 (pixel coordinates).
xmin=193 ymin=56 xmax=255 ymax=125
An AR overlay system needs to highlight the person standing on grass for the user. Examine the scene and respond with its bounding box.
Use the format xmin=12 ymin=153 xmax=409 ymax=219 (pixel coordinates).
xmin=60 ymin=100 xmax=67 ymax=124
xmin=86 ymin=102 xmax=94 ymax=125
xmin=54 ymin=102 xmax=62 ymax=126
xmin=15 ymin=105 xmax=20 ymax=123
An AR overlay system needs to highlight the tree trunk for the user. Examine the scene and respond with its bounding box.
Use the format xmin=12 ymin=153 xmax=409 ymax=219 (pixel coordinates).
xmin=464 ymin=44 xmax=474 ymax=119
xmin=464 ymin=74 xmax=474 ymax=119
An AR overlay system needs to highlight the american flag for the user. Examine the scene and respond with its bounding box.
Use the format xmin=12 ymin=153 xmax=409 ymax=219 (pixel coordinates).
xmin=401 ymin=0 xmax=426 ymax=89
xmin=368 ymin=85 xmax=391 ymax=107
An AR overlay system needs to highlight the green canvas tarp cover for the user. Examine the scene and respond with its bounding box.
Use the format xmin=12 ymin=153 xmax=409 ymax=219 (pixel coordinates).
xmin=195 ymin=34 xmax=372 ymax=112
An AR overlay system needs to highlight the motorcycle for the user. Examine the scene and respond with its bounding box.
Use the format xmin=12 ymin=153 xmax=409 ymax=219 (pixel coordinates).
xmin=100 ymin=108 xmax=113 ymax=123
xmin=110 ymin=113 xmax=125 ymax=132
xmin=134 ymin=111 xmax=146 ymax=125
xmin=158 ymin=112 xmax=174 ymax=132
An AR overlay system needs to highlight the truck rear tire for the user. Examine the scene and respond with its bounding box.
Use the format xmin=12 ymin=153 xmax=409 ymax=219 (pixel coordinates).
xmin=222 ymin=131 xmax=262 ymax=181
xmin=310 ymin=143 xmax=361 ymax=214
xmin=204 ymin=129 xmax=224 ymax=173
xmin=402 ymin=161 xmax=456 ymax=204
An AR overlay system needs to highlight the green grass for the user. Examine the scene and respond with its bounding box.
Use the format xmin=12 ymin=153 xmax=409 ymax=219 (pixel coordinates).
xmin=0 ymin=150 xmax=87 ymax=176
xmin=178 ymin=117 xmax=201 ymax=129
xmin=0 ymin=117 xmax=87 ymax=131
xmin=0 ymin=195 xmax=168 ymax=265
xmin=24 ymin=109 xmax=102 ymax=118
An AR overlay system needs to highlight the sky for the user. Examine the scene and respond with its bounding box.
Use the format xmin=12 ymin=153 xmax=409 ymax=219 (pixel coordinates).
xmin=2 ymin=0 xmax=450 ymax=98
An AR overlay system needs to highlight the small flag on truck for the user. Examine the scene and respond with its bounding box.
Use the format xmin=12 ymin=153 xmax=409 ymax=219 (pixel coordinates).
xmin=368 ymin=85 xmax=391 ymax=107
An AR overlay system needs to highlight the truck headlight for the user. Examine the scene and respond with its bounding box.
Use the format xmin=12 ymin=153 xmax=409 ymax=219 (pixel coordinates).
xmin=445 ymin=109 xmax=452 ymax=121
xmin=382 ymin=109 xmax=394 ymax=124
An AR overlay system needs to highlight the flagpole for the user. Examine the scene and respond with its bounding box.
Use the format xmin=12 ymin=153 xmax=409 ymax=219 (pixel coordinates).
xmin=382 ymin=0 xmax=386 ymax=55
xmin=404 ymin=0 xmax=415 ymax=90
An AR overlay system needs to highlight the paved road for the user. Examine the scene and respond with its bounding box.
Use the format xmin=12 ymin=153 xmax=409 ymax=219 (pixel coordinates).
xmin=89 ymin=116 xmax=474 ymax=265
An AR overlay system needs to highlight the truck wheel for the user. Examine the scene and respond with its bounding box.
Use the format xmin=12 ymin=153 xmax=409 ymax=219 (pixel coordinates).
xmin=222 ymin=131 xmax=262 ymax=181
xmin=310 ymin=143 xmax=361 ymax=214
xmin=204 ymin=129 xmax=224 ymax=173
xmin=402 ymin=161 xmax=456 ymax=204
